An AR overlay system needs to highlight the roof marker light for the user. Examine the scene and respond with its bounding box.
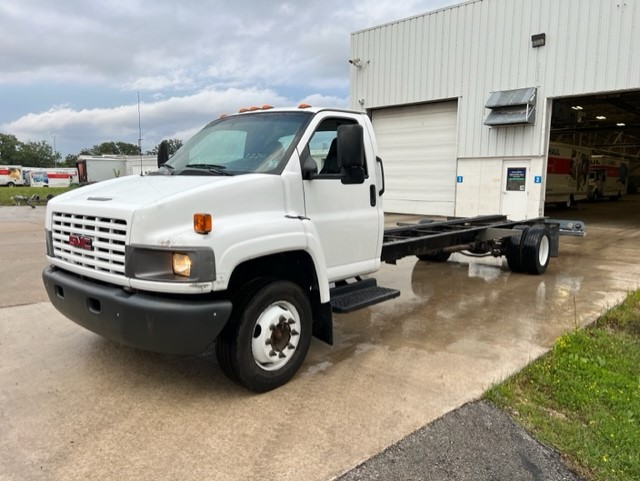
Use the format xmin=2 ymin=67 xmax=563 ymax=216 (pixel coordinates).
xmin=298 ymin=103 xmax=312 ymax=109
xmin=262 ymin=105 xmax=274 ymax=110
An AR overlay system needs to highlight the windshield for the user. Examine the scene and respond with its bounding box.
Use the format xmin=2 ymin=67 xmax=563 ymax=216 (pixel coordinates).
xmin=165 ymin=111 xmax=312 ymax=175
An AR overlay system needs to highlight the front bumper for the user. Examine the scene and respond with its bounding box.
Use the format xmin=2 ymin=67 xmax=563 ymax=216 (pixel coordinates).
xmin=42 ymin=266 xmax=232 ymax=355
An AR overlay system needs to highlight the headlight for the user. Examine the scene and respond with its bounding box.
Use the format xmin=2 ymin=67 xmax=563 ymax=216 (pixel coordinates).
xmin=172 ymin=253 xmax=192 ymax=277
xmin=126 ymin=246 xmax=215 ymax=282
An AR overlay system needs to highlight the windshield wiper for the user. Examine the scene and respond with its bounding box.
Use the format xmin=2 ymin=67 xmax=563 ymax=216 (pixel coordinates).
xmin=179 ymin=164 xmax=233 ymax=176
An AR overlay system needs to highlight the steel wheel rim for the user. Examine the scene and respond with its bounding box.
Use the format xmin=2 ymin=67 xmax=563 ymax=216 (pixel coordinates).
xmin=538 ymin=235 xmax=550 ymax=266
xmin=251 ymin=301 xmax=301 ymax=371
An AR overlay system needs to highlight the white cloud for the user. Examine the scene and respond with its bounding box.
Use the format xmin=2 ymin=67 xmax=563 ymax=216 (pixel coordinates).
xmin=0 ymin=0 xmax=459 ymax=154
xmin=2 ymin=87 xmax=346 ymax=155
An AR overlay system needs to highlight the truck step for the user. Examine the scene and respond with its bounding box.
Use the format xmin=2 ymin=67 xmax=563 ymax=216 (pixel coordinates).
xmin=330 ymin=278 xmax=400 ymax=314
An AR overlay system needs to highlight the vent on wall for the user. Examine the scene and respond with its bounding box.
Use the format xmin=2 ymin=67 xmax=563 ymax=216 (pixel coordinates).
xmin=484 ymin=87 xmax=537 ymax=126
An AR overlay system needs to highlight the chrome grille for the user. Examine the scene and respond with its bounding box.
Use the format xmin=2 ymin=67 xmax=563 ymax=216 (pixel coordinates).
xmin=51 ymin=212 xmax=127 ymax=276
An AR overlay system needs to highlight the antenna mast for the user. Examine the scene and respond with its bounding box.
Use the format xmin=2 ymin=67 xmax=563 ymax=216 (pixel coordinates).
xmin=137 ymin=92 xmax=143 ymax=169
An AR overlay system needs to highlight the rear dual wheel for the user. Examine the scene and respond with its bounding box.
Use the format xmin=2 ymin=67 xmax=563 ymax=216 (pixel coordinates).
xmin=505 ymin=225 xmax=528 ymax=272
xmin=216 ymin=280 xmax=312 ymax=393
xmin=505 ymin=224 xmax=550 ymax=275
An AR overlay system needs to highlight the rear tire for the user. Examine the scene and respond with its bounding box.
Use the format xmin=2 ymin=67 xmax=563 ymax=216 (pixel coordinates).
xmin=521 ymin=225 xmax=551 ymax=275
xmin=215 ymin=280 xmax=312 ymax=392
xmin=505 ymin=225 xmax=528 ymax=273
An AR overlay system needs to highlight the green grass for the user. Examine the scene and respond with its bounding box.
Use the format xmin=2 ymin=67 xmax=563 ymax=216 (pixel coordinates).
xmin=485 ymin=290 xmax=640 ymax=480
xmin=0 ymin=186 xmax=75 ymax=205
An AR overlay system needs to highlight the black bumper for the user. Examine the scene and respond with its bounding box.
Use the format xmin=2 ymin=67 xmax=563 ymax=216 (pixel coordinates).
xmin=42 ymin=266 xmax=232 ymax=355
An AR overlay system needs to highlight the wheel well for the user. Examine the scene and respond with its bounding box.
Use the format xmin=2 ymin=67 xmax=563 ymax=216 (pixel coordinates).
xmin=226 ymin=251 xmax=333 ymax=345
xmin=227 ymin=251 xmax=319 ymax=300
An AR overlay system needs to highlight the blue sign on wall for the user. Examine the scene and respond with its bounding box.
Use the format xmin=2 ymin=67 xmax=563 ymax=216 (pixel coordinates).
xmin=457 ymin=176 xmax=463 ymax=183
xmin=534 ymin=176 xmax=542 ymax=184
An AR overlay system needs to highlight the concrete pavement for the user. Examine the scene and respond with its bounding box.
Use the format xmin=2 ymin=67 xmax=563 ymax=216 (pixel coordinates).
xmin=1 ymin=197 xmax=638 ymax=480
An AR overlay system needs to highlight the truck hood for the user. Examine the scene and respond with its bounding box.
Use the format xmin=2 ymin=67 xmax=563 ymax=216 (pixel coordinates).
xmin=51 ymin=174 xmax=226 ymax=206
xmin=45 ymin=173 xmax=287 ymax=236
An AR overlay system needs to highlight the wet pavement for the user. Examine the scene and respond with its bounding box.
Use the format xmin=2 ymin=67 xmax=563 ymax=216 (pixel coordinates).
xmin=1 ymin=196 xmax=638 ymax=480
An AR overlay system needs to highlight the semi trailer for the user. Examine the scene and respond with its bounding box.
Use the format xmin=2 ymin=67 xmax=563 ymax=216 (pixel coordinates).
xmin=42 ymin=106 xmax=581 ymax=392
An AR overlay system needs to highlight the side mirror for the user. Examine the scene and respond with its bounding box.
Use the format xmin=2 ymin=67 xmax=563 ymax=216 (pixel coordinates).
xmin=301 ymin=146 xmax=318 ymax=180
xmin=157 ymin=140 xmax=169 ymax=167
xmin=337 ymin=124 xmax=365 ymax=184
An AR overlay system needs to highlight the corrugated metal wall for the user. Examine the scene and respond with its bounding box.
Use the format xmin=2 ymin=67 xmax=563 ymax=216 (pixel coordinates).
xmin=350 ymin=0 xmax=640 ymax=159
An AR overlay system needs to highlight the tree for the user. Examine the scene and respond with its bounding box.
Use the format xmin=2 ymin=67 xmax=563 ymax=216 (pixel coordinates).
xmin=0 ymin=133 xmax=21 ymax=165
xmin=147 ymin=139 xmax=183 ymax=157
xmin=80 ymin=141 xmax=141 ymax=156
xmin=63 ymin=154 xmax=79 ymax=167
xmin=15 ymin=140 xmax=60 ymax=167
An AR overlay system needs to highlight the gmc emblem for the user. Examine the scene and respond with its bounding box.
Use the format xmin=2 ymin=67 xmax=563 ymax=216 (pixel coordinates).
xmin=69 ymin=235 xmax=93 ymax=250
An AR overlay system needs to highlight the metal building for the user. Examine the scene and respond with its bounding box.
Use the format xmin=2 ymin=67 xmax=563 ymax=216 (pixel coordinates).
xmin=349 ymin=0 xmax=640 ymax=219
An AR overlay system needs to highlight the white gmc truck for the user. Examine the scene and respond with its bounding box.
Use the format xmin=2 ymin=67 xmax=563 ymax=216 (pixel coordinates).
xmin=43 ymin=106 xmax=572 ymax=392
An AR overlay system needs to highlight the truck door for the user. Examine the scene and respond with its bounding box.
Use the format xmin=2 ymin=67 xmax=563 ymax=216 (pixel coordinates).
xmin=301 ymin=116 xmax=382 ymax=280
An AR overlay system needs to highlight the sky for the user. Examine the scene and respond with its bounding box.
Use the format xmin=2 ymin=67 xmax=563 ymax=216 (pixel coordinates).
xmin=0 ymin=0 xmax=460 ymax=157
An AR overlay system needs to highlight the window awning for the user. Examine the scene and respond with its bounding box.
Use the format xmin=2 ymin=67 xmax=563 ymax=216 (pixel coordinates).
xmin=484 ymin=87 xmax=537 ymax=126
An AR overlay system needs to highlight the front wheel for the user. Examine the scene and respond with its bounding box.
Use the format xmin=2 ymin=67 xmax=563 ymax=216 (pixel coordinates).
xmin=215 ymin=280 xmax=312 ymax=392
xmin=6 ymin=182 xmax=14 ymax=187
xmin=556 ymin=195 xmax=573 ymax=209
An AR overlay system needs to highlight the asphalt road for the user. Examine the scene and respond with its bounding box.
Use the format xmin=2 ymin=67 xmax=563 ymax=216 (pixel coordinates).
xmin=338 ymin=401 xmax=583 ymax=481
xmin=2 ymin=196 xmax=638 ymax=480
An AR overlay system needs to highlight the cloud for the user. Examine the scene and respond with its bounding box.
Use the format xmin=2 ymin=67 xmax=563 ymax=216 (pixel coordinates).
xmin=0 ymin=0 xmax=456 ymax=89
xmin=2 ymin=87 xmax=347 ymax=155
xmin=0 ymin=0 xmax=458 ymax=155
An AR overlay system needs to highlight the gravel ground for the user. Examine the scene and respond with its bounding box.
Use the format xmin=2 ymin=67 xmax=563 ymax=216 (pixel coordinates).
xmin=337 ymin=401 xmax=583 ymax=481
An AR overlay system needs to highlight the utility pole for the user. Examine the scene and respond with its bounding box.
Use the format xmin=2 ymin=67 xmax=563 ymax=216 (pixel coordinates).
xmin=52 ymin=135 xmax=57 ymax=166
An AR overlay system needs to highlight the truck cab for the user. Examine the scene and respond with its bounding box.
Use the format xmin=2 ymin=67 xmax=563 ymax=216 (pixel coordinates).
xmin=43 ymin=106 xmax=386 ymax=392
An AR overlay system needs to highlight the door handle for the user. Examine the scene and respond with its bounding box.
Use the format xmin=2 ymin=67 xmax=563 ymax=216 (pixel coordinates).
xmin=369 ymin=185 xmax=376 ymax=207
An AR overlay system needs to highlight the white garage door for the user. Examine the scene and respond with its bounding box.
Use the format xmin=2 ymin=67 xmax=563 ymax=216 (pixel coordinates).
xmin=372 ymin=101 xmax=458 ymax=216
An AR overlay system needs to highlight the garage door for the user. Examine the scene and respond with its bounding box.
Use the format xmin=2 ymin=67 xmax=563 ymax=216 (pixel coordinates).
xmin=372 ymin=101 xmax=458 ymax=216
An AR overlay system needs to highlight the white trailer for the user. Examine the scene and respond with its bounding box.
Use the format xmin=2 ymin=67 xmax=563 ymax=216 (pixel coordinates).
xmin=0 ymin=165 xmax=25 ymax=187
xmin=77 ymin=155 xmax=158 ymax=183
xmin=23 ymin=168 xmax=79 ymax=187
xmin=545 ymin=142 xmax=590 ymax=208
xmin=588 ymin=155 xmax=629 ymax=200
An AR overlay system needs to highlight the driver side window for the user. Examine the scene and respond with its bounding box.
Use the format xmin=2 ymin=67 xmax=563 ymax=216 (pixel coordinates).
xmin=306 ymin=118 xmax=357 ymax=177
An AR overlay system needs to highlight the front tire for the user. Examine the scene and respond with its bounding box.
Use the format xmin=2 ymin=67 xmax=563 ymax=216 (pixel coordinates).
xmin=216 ymin=280 xmax=312 ymax=392
xmin=556 ymin=195 xmax=573 ymax=209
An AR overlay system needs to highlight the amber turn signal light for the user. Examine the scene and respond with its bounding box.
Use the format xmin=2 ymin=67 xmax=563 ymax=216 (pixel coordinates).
xmin=194 ymin=213 xmax=212 ymax=234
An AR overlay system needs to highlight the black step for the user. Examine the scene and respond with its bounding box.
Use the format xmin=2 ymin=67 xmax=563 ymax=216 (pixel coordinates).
xmin=330 ymin=278 xmax=400 ymax=314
